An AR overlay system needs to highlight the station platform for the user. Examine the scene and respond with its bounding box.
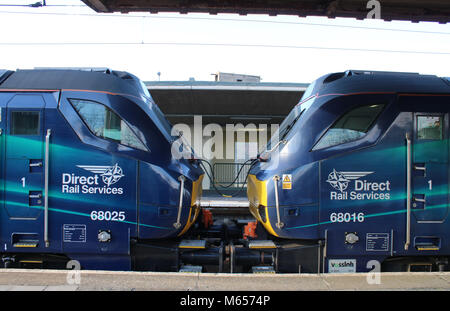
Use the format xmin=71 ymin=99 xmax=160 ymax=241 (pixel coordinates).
xmin=0 ymin=269 xmax=448 ymax=291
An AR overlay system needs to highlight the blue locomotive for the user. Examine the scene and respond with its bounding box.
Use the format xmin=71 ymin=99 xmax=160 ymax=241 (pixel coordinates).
xmin=248 ymin=70 xmax=450 ymax=273
xmin=3 ymin=68 xmax=449 ymax=274
xmin=0 ymin=68 xmax=204 ymax=270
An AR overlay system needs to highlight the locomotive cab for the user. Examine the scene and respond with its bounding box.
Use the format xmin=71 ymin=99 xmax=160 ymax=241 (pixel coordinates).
xmin=248 ymin=70 xmax=450 ymax=272
xmin=0 ymin=68 xmax=203 ymax=270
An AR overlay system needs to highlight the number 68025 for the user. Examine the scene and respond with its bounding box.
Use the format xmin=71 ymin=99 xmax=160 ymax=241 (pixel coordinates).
xmin=90 ymin=210 xmax=125 ymax=221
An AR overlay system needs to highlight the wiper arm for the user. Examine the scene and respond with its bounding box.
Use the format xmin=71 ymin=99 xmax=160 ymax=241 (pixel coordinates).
xmin=258 ymin=139 xmax=287 ymax=161
xmin=280 ymin=114 xmax=301 ymax=140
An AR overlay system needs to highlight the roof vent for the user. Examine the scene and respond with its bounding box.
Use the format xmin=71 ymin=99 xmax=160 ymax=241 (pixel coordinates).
xmin=345 ymin=70 xmax=419 ymax=76
xmin=33 ymin=67 xmax=113 ymax=74
xmin=323 ymin=72 xmax=346 ymax=83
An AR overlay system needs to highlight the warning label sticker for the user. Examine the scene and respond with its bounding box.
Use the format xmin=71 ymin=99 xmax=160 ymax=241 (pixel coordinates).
xmin=282 ymin=174 xmax=292 ymax=190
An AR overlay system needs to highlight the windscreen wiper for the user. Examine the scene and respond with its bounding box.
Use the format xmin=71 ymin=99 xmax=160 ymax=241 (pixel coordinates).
xmin=280 ymin=113 xmax=302 ymax=141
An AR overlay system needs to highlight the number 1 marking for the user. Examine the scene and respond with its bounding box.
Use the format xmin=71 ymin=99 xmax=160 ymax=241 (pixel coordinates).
xmin=21 ymin=177 xmax=25 ymax=188
xmin=428 ymin=180 xmax=432 ymax=191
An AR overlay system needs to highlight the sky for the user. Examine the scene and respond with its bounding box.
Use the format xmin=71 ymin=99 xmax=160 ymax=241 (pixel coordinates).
xmin=0 ymin=0 xmax=449 ymax=84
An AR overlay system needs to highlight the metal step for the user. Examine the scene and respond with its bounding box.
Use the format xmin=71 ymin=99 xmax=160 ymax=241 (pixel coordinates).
xmin=248 ymin=240 xmax=276 ymax=249
xmin=19 ymin=260 xmax=43 ymax=264
xmin=407 ymin=262 xmax=433 ymax=272
xmin=179 ymin=240 xmax=207 ymax=249
xmin=179 ymin=265 xmax=203 ymax=273
xmin=252 ymin=266 xmax=275 ymax=274
xmin=19 ymin=260 xmax=44 ymax=268
xmin=416 ymin=245 xmax=440 ymax=251
xmin=13 ymin=241 xmax=39 ymax=248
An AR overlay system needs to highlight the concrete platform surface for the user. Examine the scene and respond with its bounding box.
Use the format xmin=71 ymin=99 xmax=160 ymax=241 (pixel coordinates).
xmin=0 ymin=269 xmax=449 ymax=291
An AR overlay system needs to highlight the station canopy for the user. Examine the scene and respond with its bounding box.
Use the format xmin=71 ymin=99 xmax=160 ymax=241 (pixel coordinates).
xmin=146 ymin=80 xmax=307 ymax=125
xmin=82 ymin=0 xmax=450 ymax=23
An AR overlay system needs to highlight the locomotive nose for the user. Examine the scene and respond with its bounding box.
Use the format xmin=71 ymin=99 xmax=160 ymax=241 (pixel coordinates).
xmin=177 ymin=174 xmax=204 ymax=236
xmin=247 ymin=174 xmax=279 ymax=237
xmin=247 ymin=174 xmax=267 ymax=218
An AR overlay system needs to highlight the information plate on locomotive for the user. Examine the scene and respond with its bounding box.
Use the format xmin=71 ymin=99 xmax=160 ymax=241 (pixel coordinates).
xmin=366 ymin=233 xmax=389 ymax=251
xmin=63 ymin=224 xmax=87 ymax=243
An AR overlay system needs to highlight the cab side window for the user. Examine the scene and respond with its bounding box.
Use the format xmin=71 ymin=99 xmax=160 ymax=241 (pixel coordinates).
xmin=417 ymin=116 xmax=442 ymax=140
xmin=313 ymin=104 xmax=384 ymax=150
xmin=70 ymin=99 xmax=148 ymax=151
xmin=11 ymin=111 xmax=40 ymax=135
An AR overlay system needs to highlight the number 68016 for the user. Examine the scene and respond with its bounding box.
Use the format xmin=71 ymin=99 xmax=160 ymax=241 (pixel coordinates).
xmin=330 ymin=212 xmax=364 ymax=223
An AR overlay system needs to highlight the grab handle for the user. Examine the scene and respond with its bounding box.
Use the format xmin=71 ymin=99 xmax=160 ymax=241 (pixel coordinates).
xmin=44 ymin=129 xmax=51 ymax=248
xmin=173 ymin=175 xmax=186 ymax=229
xmin=273 ymin=175 xmax=284 ymax=229
xmin=413 ymin=197 xmax=426 ymax=203
xmin=405 ymin=132 xmax=411 ymax=251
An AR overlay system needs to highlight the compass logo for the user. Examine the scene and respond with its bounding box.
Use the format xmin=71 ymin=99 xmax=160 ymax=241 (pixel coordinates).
xmin=77 ymin=164 xmax=125 ymax=187
xmin=326 ymin=169 xmax=373 ymax=193
xmin=100 ymin=164 xmax=125 ymax=187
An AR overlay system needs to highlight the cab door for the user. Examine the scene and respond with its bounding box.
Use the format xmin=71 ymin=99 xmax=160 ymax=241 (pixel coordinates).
xmin=4 ymin=94 xmax=46 ymax=225
xmin=411 ymin=113 xmax=449 ymax=223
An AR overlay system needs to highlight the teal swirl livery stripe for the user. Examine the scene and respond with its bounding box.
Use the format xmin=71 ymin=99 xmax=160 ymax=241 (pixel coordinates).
xmin=285 ymin=203 xmax=449 ymax=230
xmin=2 ymin=200 xmax=170 ymax=230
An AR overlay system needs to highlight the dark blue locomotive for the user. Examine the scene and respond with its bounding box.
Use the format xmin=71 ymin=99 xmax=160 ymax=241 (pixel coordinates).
xmin=3 ymin=68 xmax=449 ymax=274
xmin=0 ymin=68 xmax=204 ymax=270
xmin=248 ymin=70 xmax=450 ymax=273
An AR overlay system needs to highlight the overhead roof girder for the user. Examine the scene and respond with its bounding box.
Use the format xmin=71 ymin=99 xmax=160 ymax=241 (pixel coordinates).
xmin=82 ymin=0 xmax=450 ymax=23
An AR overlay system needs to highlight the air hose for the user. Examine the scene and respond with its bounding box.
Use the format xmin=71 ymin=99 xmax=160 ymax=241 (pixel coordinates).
xmin=196 ymin=158 xmax=259 ymax=198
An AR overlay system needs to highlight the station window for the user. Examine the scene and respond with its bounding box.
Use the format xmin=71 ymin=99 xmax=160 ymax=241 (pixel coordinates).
xmin=70 ymin=99 xmax=148 ymax=151
xmin=313 ymin=104 xmax=384 ymax=150
xmin=11 ymin=111 xmax=40 ymax=135
xmin=417 ymin=116 xmax=442 ymax=140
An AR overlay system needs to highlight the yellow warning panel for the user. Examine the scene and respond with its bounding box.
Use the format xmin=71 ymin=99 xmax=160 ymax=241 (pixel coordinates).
xmin=282 ymin=174 xmax=292 ymax=189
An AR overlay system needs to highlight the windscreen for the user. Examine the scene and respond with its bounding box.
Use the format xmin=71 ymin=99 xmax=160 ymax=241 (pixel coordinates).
xmin=263 ymin=80 xmax=317 ymax=152
xmin=148 ymin=100 xmax=174 ymax=140
xmin=133 ymin=75 xmax=174 ymax=141
xmin=444 ymin=77 xmax=450 ymax=86
xmin=312 ymin=104 xmax=385 ymax=150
